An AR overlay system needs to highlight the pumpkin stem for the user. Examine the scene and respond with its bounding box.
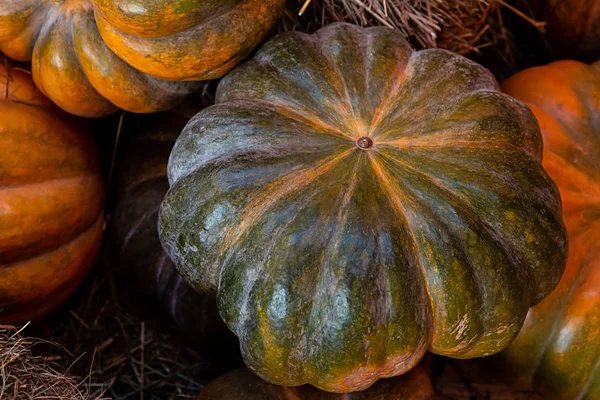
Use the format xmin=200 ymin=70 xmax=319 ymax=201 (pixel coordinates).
xmin=356 ymin=136 xmax=374 ymax=149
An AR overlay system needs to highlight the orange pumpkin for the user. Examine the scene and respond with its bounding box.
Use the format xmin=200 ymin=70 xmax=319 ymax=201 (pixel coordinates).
xmin=0 ymin=0 xmax=284 ymax=117
xmin=500 ymin=60 xmax=600 ymax=399
xmin=0 ymin=61 xmax=105 ymax=324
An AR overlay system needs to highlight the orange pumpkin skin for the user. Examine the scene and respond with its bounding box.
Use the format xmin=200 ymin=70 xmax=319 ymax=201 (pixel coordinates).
xmin=0 ymin=0 xmax=201 ymax=117
xmin=94 ymin=0 xmax=286 ymax=81
xmin=500 ymin=61 xmax=600 ymax=399
xmin=541 ymin=0 xmax=600 ymax=61
xmin=0 ymin=0 xmax=284 ymax=117
xmin=0 ymin=62 xmax=105 ymax=324
xmin=197 ymin=366 xmax=451 ymax=400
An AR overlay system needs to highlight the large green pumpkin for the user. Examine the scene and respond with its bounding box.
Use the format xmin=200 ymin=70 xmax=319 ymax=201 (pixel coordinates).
xmin=159 ymin=23 xmax=568 ymax=393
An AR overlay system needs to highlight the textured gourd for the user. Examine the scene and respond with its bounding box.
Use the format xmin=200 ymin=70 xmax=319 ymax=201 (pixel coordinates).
xmin=500 ymin=60 xmax=600 ymax=399
xmin=159 ymin=23 xmax=568 ymax=392
xmin=540 ymin=0 xmax=600 ymax=61
xmin=0 ymin=62 xmax=104 ymax=324
xmin=0 ymin=0 xmax=283 ymax=117
xmin=94 ymin=0 xmax=285 ymax=80
xmin=110 ymin=111 xmax=224 ymax=335
xmin=197 ymin=366 xmax=451 ymax=400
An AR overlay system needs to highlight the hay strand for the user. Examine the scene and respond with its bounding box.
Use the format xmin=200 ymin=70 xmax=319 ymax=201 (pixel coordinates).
xmin=286 ymin=0 xmax=543 ymax=57
xmin=0 ymin=324 xmax=105 ymax=400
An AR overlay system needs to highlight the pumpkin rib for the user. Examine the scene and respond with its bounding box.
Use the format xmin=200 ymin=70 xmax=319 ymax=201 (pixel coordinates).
xmin=374 ymin=150 xmax=531 ymax=357
xmin=315 ymin=38 xmax=362 ymax=129
xmin=32 ymin=7 xmax=118 ymax=117
xmin=301 ymin=158 xmax=371 ymax=382
xmin=0 ymin=176 xmax=104 ymax=265
xmin=95 ymin=0 xmax=285 ymax=81
xmin=233 ymin=98 xmax=355 ymax=141
xmin=0 ymin=214 xmax=103 ymax=323
xmin=367 ymin=152 xmax=435 ymax=321
xmin=390 ymin=174 xmax=487 ymax=355
xmin=93 ymin=0 xmax=240 ymax=38
xmin=377 ymin=149 xmax=531 ymax=284
xmin=166 ymin=103 xmax=353 ymax=186
xmin=217 ymin=55 xmax=358 ymax=139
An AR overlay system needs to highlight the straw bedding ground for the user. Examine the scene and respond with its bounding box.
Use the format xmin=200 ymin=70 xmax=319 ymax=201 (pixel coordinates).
xmin=0 ymin=324 xmax=101 ymax=399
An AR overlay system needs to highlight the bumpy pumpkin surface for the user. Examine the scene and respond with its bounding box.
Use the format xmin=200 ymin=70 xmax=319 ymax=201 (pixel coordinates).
xmin=110 ymin=110 xmax=225 ymax=335
xmin=541 ymin=0 xmax=600 ymax=61
xmin=159 ymin=23 xmax=568 ymax=392
xmin=197 ymin=366 xmax=451 ymax=400
xmin=94 ymin=0 xmax=285 ymax=80
xmin=0 ymin=0 xmax=283 ymax=117
xmin=500 ymin=60 xmax=600 ymax=399
xmin=0 ymin=62 xmax=104 ymax=324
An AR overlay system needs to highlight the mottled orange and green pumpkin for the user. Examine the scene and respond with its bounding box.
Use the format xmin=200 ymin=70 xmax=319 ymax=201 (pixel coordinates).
xmin=500 ymin=60 xmax=600 ymax=399
xmin=0 ymin=61 xmax=104 ymax=324
xmin=158 ymin=23 xmax=568 ymax=393
xmin=0 ymin=0 xmax=284 ymax=117
xmin=197 ymin=366 xmax=451 ymax=400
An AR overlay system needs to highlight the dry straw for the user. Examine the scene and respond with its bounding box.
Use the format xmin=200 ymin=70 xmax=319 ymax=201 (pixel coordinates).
xmin=286 ymin=0 xmax=544 ymax=55
xmin=0 ymin=324 xmax=105 ymax=400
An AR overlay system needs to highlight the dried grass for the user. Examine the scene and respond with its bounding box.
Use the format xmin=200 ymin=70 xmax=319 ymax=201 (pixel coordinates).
xmin=0 ymin=324 xmax=104 ymax=400
xmin=28 ymin=254 xmax=220 ymax=400
xmin=282 ymin=0 xmax=544 ymax=57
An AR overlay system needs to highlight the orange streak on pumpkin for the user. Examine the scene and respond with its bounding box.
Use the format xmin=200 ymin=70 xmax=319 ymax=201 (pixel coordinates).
xmin=377 ymin=135 xmax=525 ymax=151
xmin=368 ymin=65 xmax=409 ymax=138
xmin=218 ymin=148 xmax=355 ymax=259
xmin=250 ymin=98 xmax=356 ymax=141
xmin=0 ymin=176 xmax=104 ymax=259
xmin=367 ymin=152 xmax=422 ymax=274
xmin=365 ymin=152 xmax=433 ymax=371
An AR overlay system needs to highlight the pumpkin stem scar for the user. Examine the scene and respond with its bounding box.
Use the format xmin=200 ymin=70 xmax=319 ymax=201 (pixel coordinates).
xmin=356 ymin=136 xmax=374 ymax=149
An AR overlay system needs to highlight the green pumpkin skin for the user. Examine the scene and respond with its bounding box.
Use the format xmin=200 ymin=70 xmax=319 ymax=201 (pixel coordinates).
xmin=159 ymin=23 xmax=568 ymax=393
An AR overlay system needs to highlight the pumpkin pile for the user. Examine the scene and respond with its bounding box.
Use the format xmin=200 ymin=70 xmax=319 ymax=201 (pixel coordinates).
xmin=0 ymin=1 xmax=598 ymax=399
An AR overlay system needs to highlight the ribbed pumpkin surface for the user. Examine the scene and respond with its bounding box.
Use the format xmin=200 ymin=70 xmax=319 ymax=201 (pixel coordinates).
xmin=197 ymin=366 xmax=450 ymax=400
xmin=159 ymin=23 xmax=568 ymax=392
xmin=0 ymin=0 xmax=284 ymax=117
xmin=94 ymin=0 xmax=285 ymax=80
xmin=0 ymin=62 xmax=104 ymax=324
xmin=500 ymin=60 xmax=600 ymax=399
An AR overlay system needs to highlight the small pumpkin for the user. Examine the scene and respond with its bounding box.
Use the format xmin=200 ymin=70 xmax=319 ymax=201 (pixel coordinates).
xmin=197 ymin=366 xmax=451 ymax=400
xmin=159 ymin=23 xmax=568 ymax=392
xmin=0 ymin=0 xmax=284 ymax=117
xmin=110 ymin=109 xmax=225 ymax=335
xmin=0 ymin=61 xmax=104 ymax=324
xmin=539 ymin=0 xmax=600 ymax=61
xmin=500 ymin=60 xmax=600 ymax=399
